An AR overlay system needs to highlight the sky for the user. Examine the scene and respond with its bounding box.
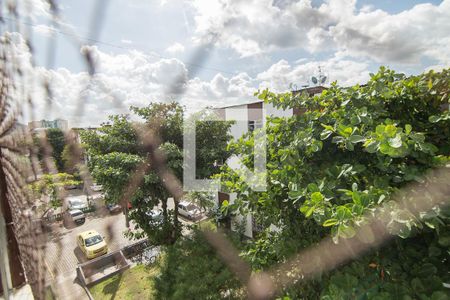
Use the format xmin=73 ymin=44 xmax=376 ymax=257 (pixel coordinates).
xmin=3 ymin=0 xmax=449 ymax=127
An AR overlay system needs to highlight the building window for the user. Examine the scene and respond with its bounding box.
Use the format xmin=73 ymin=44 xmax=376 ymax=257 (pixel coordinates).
xmin=248 ymin=120 xmax=262 ymax=132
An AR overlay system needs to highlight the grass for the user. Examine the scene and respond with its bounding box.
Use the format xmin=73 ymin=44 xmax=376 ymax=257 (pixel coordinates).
xmin=89 ymin=264 xmax=159 ymax=300
xmin=196 ymin=218 xmax=217 ymax=230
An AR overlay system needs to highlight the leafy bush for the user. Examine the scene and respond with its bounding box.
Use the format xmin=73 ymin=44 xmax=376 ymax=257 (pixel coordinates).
xmin=154 ymin=230 xmax=243 ymax=299
xmin=220 ymin=68 xmax=450 ymax=298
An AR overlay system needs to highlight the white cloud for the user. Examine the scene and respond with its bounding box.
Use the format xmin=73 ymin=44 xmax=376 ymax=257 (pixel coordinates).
xmin=360 ymin=4 xmax=375 ymax=13
xmin=35 ymin=47 xmax=369 ymax=126
xmin=189 ymin=0 xmax=450 ymax=66
xmin=20 ymin=0 xmax=51 ymax=20
xmin=257 ymin=56 xmax=370 ymax=91
xmin=329 ymin=1 xmax=450 ymax=64
xmin=8 ymin=32 xmax=372 ymax=128
xmin=166 ymin=42 xmax=185 ymax=54
xmin=9 ymin=37 xmax=255 ymax=126
xmin=33 ymin=24 xmax=56 ymax=37
xmin=190 ymin=0 xmax=313 ymax=57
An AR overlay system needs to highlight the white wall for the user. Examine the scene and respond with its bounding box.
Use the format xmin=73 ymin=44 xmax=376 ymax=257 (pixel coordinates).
xmin=225 ymin=105 xmax=248 ymax=140
xmin=264 ymin=102 xmax=293 ymax=119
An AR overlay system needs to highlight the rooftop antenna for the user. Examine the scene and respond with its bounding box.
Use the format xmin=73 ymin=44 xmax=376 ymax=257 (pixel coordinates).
xmin=311 ymin=66 xmax=328 ymax=86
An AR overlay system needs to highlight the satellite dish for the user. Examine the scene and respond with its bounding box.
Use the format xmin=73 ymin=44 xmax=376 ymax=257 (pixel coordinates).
xmin=311 ymin=76 xmax=318 ymax=84
xmin=321 ymin=76 xmax=327 ymax=84
xmin=289 ymin=83 xmax=298 ymax=91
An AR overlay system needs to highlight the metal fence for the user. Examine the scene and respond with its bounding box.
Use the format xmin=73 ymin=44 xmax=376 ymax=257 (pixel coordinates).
xmin=0 ymin=1 xmax=449 ymax=300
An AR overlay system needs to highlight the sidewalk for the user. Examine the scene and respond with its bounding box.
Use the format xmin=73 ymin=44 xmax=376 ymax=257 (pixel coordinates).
xmin=49 ymin=274 xmax=89 ymax=300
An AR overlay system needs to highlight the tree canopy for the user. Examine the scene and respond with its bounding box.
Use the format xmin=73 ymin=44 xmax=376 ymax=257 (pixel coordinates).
xmin=81 ymin=102 xmax=233 ymax=245
xmin=34 ymin=128 xmax=66 ymax=172
xmin=29 ymin=173 xmax=81 ymax=208
xmin=154 ymin=227 xmax=243 ymax=300
xmin=218 ymin=68 xmax=450 ymax=298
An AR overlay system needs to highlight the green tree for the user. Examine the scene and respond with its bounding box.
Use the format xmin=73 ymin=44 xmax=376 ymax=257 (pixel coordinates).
xmin=185 ymin=191 xmax=215 ymax=212
xmin=219 ymin=68 xmax=450 ymax=298
xmin=29 ymin=173 xmax=81 ymax=208
xmin=154 ymin=228 xmax=243 ymax=299
xmin=34 ymin=128 xmax=66 ymax=172
xmin=46 ymin=128 xmax=66 ymax=172
xmin=61 ymin=140 xmax=83 ymax=174
xmin=81 ymin=103 xmax=233 ymax=245
xmin=80 ymin=115 xmax=141 ymax=156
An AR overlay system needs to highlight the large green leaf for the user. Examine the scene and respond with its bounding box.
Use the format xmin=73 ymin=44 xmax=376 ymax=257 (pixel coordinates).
xmin=349 ymin=135 xmax=366 ymax=143
xmin=323 ymin=218 xmax=338 ymax=227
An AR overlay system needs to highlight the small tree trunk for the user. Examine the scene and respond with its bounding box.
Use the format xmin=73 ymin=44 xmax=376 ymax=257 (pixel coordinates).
xmin=173 ymin=197 xmax=180 ymax=240
xmin=162 ymin=198 xmax=168 ymax=219
xmin=124 ymin=204 xmax=130 ymax=228
xmin=161 ymin=198 xmax=171 ymax=244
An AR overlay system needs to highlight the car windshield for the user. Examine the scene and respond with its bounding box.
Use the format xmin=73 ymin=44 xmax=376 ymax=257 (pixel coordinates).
xmin=186 ymin=204 xmax=198 ymax=211
xmin=148 ymin=209 xmax=161 ymax=216
xmin=70 ymin=200 xmax=85 ymax=206
xmin=84 ymin=235 xmax=103 ymax=247
xmin=70 ymin=211 xmax=83 ymax=217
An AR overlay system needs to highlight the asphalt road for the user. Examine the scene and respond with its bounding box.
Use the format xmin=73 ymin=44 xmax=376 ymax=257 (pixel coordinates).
xmin=42 ymin=190 xmax=207 ymax=299
xmin=43 ymin=190 xmax=141 ymax=299
xmin=44 ymin=208 xmax=136 ymax=280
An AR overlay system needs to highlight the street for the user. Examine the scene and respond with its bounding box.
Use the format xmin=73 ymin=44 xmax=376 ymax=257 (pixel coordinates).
xmin=42 ymin=191 xmax=203 ymax=299
xmin=43 ymin=190 xmax=142 ymax=299
xmin=45 ymin=209 xmax=135 ymax=280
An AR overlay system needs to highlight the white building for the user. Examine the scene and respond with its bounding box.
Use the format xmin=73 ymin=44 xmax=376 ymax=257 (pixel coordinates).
xmin=28 ymin=119 xmax=69 ymax=132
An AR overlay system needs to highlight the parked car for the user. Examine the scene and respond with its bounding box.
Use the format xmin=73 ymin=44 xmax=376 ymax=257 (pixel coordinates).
xmin=106 ymin=203 xmax=122 ymax=214
xmin=91 ymin=184 xmax=103 ymax=192
xmin=68 ymin=198 xmax=89 ymax=211
xmin=146 ymin=208 xmax=163 ymax=223
xmin=177 ymin=201 xmax=201 ymax=220
xmin=88 ymin=193 xmax=104 ymax=201
xmin=77 ymin=230 xmax=108 ymax=259
xmin=64 ymin=184 xmax=78 ymax=190
xmin=65 ymin=209 xmax=85 ymax=226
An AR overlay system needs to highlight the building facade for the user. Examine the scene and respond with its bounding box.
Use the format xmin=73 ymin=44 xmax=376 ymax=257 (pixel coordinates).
xmin=28 ymin=119 xmax=69 ymax=132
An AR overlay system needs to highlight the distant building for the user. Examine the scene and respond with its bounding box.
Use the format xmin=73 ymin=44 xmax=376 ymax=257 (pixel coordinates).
xmin=28 ymin=119 xmax=69 ymax=132
xmin=215 ymin=86 xmax=326 ymax=141
xmin=70 ymin=127 xmax=98 ymax=144
xmin=69 ymin=127 xmax=99 ymax=165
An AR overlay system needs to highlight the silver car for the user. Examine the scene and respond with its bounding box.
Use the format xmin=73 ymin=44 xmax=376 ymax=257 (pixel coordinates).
xmin=68 ymin=198 xmax=89 ymax=211
xmin=106 ymin=203 xmax=122 ymax=214
xmin=146 ymin=208 xmax=163 ymax=224
xmin=177 ymin=201 xmax=201 ymax=220
xmin=91 ymin=184 xmax=103 ymax=192
xmin=65 ymin=209 xmax=85 ymax=226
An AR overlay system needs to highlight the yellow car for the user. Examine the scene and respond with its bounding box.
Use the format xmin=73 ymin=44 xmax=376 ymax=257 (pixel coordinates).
xmin=77 ymin=230 xmax=108 ymax=259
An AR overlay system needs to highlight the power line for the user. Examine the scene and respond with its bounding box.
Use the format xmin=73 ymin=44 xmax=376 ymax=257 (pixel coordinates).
xmin=2 ymin=16 xmax=237 ymax=76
